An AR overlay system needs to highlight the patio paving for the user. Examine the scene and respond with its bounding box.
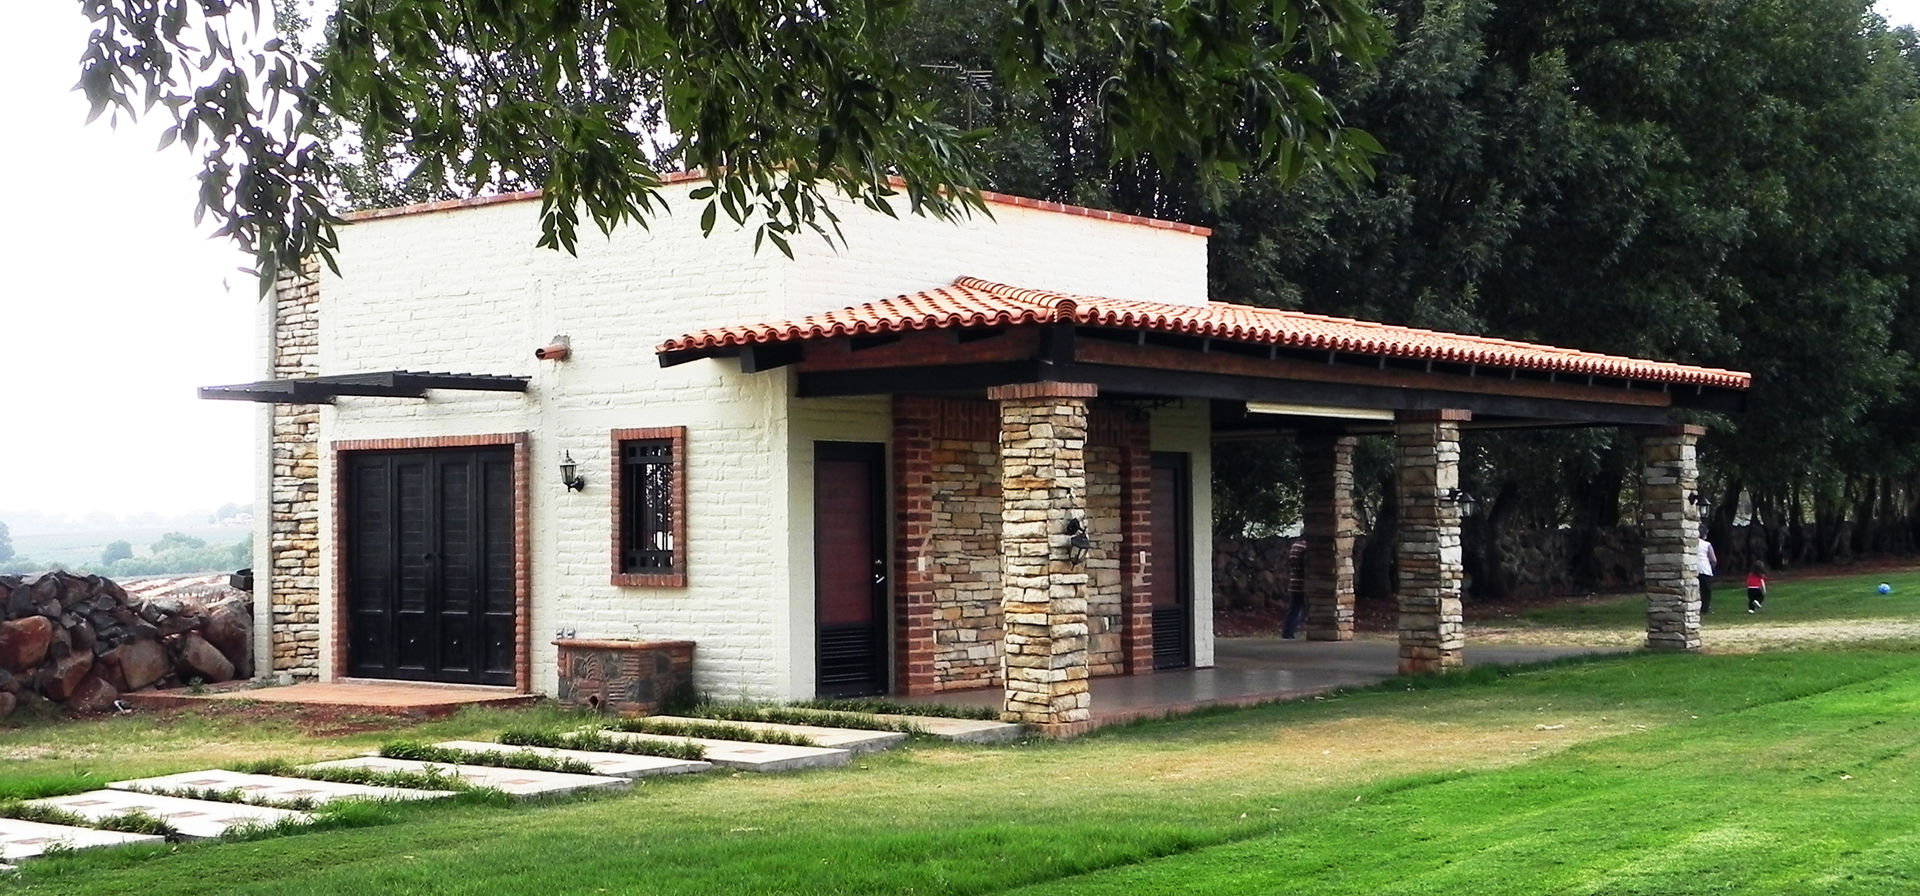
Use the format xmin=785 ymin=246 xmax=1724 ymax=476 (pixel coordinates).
xmin=913 ymin=636 xmax=1631 ymax=726
xmin=303 ymin=757 xmax=633 ymax=798
xmin=30 ymin=790 xmax=312 ymax=840
xmin=431 ymin=741 xmax=713 ymax=777
xmin=872 ymin=714 xmax=1025 ymax=743
xmin=594 ymin=731 xmax=853 ymax=772
xmin=0 ymin=817 xmax=165 ymax=861
xmin=124 ymin=680 xmax=538 ymax=716
xmin=642 ymin=717 xmax=907 ymax=754
xmin=109 ymin=770 xmax=455 ymax=805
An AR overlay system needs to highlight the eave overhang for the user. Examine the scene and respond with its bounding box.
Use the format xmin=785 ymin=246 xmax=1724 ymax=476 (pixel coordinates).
xmin=198 ymin=370 xmax=529 ymax=404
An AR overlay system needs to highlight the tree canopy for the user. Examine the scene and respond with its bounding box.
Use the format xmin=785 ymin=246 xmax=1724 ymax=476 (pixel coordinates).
xmin=78 ymin=0 xmax=1386 ymax=287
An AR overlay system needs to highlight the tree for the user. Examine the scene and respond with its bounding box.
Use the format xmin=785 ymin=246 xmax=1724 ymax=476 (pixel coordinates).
xmin=102 ymin=540 xmax=134 ymax=565
xmin=78 ymin=0 xmax=1386 ymax=287
xmin=0 ymin=521 xmax=12 ymax=564
xmin=152 ymin=532 xmax=208 ymax=554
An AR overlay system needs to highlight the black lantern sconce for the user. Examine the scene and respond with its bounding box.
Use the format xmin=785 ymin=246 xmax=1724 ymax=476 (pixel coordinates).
xmin=1445 ymin=487 xmax=1478 ymax=517
xmin=559 ymin=451 xmax=587 ymax=492
xmin=1063 ymin=517 xmax=1093 ymax=563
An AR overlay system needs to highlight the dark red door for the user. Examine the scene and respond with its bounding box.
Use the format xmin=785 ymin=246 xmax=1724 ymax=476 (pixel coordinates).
xmin=1150 ymin=453 xmax=1192 ymax=669
xmin=815 ymin=442 xmax=888 ymax=696
xmin=345 ymin=447 xmax=516 ymax=685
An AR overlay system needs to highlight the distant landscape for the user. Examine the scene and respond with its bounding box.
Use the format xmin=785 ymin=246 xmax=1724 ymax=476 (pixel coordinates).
xmin=0 ymin=505 xmax=252 ymax=578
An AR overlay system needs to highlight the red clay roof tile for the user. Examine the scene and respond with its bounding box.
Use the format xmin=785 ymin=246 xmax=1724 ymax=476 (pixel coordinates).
xmin=659 ymin=277 xmax=1752 ymax=390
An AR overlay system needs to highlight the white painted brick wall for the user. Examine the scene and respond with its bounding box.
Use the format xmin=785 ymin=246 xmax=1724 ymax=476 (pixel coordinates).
xmin=312 ymin=181 xmax=1211 ymax=700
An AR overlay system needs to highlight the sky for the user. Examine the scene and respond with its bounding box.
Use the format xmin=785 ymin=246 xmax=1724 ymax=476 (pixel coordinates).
xmin=1 ymin=2 xmax=1918 ymax=522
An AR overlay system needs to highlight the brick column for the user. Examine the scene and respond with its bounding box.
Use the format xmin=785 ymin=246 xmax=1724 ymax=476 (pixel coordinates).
xmin=891 ymin=396 xmax=938 ymax=695
xmin=993 ymin=382 xmax=1096 ymax=735
xmin=1301 ymin=432 xmax=1357 ymax=640
xmin=1640 ymin=425 xmax=1705 ymax=650
xmin=268 ymin=260 xmax=322 ymax=680
xmin=1395 ymin=410 xmax=1469 ymax=675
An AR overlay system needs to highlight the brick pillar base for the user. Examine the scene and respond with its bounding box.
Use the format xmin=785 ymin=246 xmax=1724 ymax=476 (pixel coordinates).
xmin=1302 ymin=433 xmax=1357 ymax=640
xmin=1395 ymin=410 xmax=1468 ymax=675
xmin=1641 ymin=425 xmax=1705 ymax=650
xmin=994 ymin=383 xmax=1096 ymax=731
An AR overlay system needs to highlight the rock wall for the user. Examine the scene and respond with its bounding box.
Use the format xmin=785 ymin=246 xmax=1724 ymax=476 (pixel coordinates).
xmin=0 ymin=572 xmax=253 ymax=718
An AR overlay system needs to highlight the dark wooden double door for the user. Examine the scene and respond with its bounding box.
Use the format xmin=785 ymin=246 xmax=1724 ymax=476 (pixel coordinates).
xmin=344 ymin=447 xmax=516 ymax=686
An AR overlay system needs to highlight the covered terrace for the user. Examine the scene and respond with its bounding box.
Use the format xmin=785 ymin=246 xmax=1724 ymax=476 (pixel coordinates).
xmin=660 ymin=277 xmax=1751 ymax=736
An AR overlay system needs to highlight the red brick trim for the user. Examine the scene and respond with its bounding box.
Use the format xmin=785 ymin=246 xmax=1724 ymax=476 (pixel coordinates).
xmin=987 ymin=382 xmax=1099 ymax=401
xmin=610 ymin=426 xmax=689 ymax=588
xmin=1117 ymin=417 xmax=1155 ymax=675
xmin=972 ymin=189 xmax=1212 ymax=236
xmin=329 ymin=432 xmax=532 ymax=693
xmin=892 ymin=397 xmax=936 ymax=696
xmin=345 ymin=176 xmax=1212 ymax=237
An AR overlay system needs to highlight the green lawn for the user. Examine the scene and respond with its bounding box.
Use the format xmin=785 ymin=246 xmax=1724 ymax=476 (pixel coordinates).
xmin=1501 ymin=565 xmax=1920 ymax=630
xmin=5 ymin=571 xmax=1920 ymax=894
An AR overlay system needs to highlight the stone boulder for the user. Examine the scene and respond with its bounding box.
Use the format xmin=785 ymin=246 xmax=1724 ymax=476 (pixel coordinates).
xmin=0 ymin=615 xmax=55 ymax=673
xmin=174 ymin=632 xmax=235 ymax=684
xmin=99 ymin=639 xmax=170 ymax=692
xmin=39 ymin=648 xmax=95 ymax=702
xmin=0 ymin=690 xmax=14 ymax=719
xmin=65 ymin=673 xmax=119 ymax=714
xmin=202 ymin=600 xmax=253 ymax=680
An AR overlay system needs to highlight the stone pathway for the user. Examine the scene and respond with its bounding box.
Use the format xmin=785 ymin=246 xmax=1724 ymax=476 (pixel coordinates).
xmin=643 ymin=716 xmax=909 ymax=754
xmin=430 ymin=740 xmax=712 ymax=778
xmin=109 ymin=769 xmax=456 ymax=805
xmin=29 ymin=790 xmax=311 ymax=841
xmin=2 ymin=711 xmax=1021 ymax=870
xmin=0 ymin=817 xmax=164 ymax=862
xmin=304 ymin=757 xmax=634 ymax=798
xmin=595 ymin=731 xmax=855 ymax=772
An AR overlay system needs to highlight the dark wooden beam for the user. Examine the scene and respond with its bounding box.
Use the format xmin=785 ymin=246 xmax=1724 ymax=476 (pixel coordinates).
xmin=740 ymin=342 xmax=804 ymax=373
xmin=197 ymin=371 xmax=528 ymax=404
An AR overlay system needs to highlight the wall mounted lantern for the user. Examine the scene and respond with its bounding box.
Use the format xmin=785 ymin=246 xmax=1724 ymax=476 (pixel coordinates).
xmin=559 ymin=451 xmax=587 ymax=491
xmin=1063 ymin=517 xmax=1093 ymax=563
xmin=1445 ymin=487 xmax=1478 ymax=517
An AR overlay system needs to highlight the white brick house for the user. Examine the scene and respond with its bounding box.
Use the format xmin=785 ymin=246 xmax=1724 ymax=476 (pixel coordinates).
xmin=211 ymin=177 xmax=1748 ymax=732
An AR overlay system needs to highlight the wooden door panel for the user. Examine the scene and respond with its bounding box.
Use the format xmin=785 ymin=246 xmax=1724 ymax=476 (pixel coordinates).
xmin=1150 ymin=453 xmax=1191 ymax=670
xmin=346 ymin=447 xmax=515 ymax=685
xmin=815 ymin=443 xmax=888 ymax=696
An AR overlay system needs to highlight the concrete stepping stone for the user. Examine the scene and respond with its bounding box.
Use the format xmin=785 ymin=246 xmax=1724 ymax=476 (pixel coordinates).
xmin=29 ymin=790 xmax=311 ymax=841
xmin=109 ymin=769 xmax=455 ymax=806
xmin=595 ymin=730 xmax=851 ymax=772
xmin=303 ymin=757 xmax=632 ymax=799
xmin=431 ymin=741 xmax=712 ymax=778
xmin=873 ymin=714 xmax=1024 ymax=744
xmin=643 ymin=717 xmax=907 ymax=754
xmin=1 ymin=816 xmax=165 ymax=861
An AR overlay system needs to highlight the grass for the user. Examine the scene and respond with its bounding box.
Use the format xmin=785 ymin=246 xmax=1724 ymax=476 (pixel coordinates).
xmin=1495 ymin=565 xmax=1920 ymax=631
xmin=4 ymin=567 xmax=1918 ymax=894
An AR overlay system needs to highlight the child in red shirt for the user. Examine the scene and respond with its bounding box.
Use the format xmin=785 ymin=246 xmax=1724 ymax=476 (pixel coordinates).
xmin=1747 ymin=562 xmax=1768 ymax=613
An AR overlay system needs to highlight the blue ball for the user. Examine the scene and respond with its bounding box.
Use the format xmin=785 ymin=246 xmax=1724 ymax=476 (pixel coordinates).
xmin=1879 ymin=583 xmax=1893 ymax=595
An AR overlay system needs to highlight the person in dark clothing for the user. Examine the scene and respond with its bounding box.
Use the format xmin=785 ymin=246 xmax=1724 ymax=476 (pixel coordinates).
xmin=1282 ymin=538 xmax=1308 ymax=639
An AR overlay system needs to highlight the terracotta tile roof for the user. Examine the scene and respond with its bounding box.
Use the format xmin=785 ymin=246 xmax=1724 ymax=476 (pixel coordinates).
xmin=659 ymin=277 xmax=1752 ymax=390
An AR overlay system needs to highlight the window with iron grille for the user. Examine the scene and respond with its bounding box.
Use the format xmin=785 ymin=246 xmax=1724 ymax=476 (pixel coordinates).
xmin=612 ymin=427 xmax=686 ymax=587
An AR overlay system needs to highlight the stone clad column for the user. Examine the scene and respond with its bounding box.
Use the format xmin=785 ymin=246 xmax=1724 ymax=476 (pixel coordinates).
xmin=1301 ymin=432 xmax=1357 ymax=640
xmin=992 ymin=382 xmax=1097 ymax=735
xmin=1640 ymin=424 xmax=1705 ymax=650
xmin=1395 ymin=410 xmax=1469 ymax=675
xmin=269 ymin=260 xmax=322 ymax=680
